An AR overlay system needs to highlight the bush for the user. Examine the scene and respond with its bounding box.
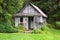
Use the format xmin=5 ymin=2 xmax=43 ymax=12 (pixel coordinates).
xmin=0 ymin=22 xmax=18 ymax=33
xmin=32 ymin=24 xmax=50 ymax=34
xmin=46 ymin=24 xmax=53 ymax=28
xmin=55 ymin=21 xmax=60 ymax=29
xmin=41 ymin=25 xmax=49 ymax=31
xmin=16 ymin=25 xmax=27 ymax=33
xmin=41 ymin=25 xmax=50 ymax=33
xmin=32 ymin=27 xmax=43 ymax=34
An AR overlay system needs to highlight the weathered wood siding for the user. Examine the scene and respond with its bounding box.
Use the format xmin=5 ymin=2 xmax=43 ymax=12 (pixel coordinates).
xmin=43 ymin=18 xmax=46 ymax=24
xmin=31 ymin=21 xmax=34 ymax=29
xmin=15 ymin=17 xmax=20 ymax=26
xmin=23 ymin=17 xmax=28 ymax=29
xmin=21 ymin=5 xmax=38 ymax=14
xmin=34 ymin=16 xmax=42 ymax=29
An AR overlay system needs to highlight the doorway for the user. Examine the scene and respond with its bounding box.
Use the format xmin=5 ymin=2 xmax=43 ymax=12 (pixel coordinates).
xmin=28 ymin=16 xmax=34 ymax=30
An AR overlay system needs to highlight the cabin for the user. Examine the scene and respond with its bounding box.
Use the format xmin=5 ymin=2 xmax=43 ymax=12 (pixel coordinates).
xmin=14 ymin=3 xmax=47 ymax=30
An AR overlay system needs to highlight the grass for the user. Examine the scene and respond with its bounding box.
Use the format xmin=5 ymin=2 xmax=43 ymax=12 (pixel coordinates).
xmin=0 ymin=29 xmax=60 ymax=40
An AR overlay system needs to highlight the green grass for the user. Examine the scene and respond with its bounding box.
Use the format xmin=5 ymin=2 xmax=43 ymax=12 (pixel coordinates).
xmin=0 ymin=29 xmax=60 ymax=40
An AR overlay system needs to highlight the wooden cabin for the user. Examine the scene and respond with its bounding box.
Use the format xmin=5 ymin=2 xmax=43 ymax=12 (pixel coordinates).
xmin=14 ymin=3 xmax=47 ymax=30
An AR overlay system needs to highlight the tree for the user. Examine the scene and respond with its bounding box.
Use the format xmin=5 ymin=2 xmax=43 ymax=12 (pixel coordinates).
xmin=0 ymin=0 xmax=24 ymax=33
xmin=0 ymin=0 xmax=24 ymax=23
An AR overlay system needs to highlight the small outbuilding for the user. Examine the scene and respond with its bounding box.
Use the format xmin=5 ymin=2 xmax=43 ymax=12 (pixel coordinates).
xmin=14 ymin=3 xmax=47 ymax=30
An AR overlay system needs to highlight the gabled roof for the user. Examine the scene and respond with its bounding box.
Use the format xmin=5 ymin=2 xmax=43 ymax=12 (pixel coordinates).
xmin=15 ymin=3 xmax=47 ymax=18
xmin=29 ymin=3 xmax=47 ymax=18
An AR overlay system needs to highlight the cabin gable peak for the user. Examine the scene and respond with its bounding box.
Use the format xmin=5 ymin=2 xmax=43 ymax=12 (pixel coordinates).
xmin=20 ymin=3 xmax=39 ymax=14
xmin=15 ymin=3 xmax=47 ymax=18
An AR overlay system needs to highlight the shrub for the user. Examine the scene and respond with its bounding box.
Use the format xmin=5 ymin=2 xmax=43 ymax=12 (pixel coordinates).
xmin=41 ymin=25 xmax=49 ymax=31
xmin=46 ymin=24 xmax=53 ymax=28
xmin=32 ymin=27 xmax=43 ymax=34
xmin=32 ymin=24 xmax=51 ymax=34
xmin=55 ymin=21 xmax=60 ymax=29
xmin=0 ymin=22 xmax=18 ymax=33
xmin=0 ymin=24 xmax=6 ymax=33
xmin=16 ymin=25 xmax=27 ymax=33
xmin=41 ymin=25 xmax=51 ymax=34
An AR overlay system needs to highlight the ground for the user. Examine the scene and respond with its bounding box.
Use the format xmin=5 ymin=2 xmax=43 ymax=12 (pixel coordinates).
xmin=0 ymin=29 xmax=60 ymax=40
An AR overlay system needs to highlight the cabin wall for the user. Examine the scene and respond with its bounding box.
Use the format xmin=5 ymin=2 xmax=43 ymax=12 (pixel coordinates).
xmin=15 ymin=17 xmax=20 ymax=26
xmin=33 ymin=16 xmax=43 ymax=29
xmin=15 ymin=16 xmax=46 ymax=29
xmin=33 ymin=16 xmax=40 ymax=29
xmin=43 ymin=18 xmax=47 ymax=24
xmin=23 ymin=17 xmax=28 ymax=30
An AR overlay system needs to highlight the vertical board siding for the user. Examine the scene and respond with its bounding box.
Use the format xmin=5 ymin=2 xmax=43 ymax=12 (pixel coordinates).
xmin=40 ymin=16 xmax=43 ymax=23
xmin=43 ymin=18 xmax=46 ymax=24
xmin=23 ymin=17 xmax=28 ymax=30
xmin=15 ymin=17 xmax=20 ymax=26
xmin=34 ymin=16 xmax=42 ymax=29
xmin=34 ymin=16 xmax=37 ymax=27
xmin=21 ymin=5 xmax=38 ymax=14
xmin=37 ymin=16 xmax=43 ymax=23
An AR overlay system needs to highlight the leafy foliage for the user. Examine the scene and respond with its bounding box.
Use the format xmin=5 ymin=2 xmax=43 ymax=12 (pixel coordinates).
xmin=15 ymin=24 xmax=27 ymax=33
xmin=0 ymin=0 xmax=24 ymax=22
xmin=32 ymin=24 xmax=51 ymax=34
xmin=0 ymin=22 xmax=18 ymax=33
xmin=32 ymin=27 xmax=42 ymax=34
xmin=0 ymin=0 xmax=24 ymax=33
xmin=41 ymin=25 xmax=49 ymax=31
xmin=55 ymin=21 xmax=60 ymax=29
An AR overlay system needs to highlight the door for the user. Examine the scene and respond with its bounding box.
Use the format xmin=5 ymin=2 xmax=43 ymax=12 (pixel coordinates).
xmin=28 ymin=17 xmax=34 ymax=30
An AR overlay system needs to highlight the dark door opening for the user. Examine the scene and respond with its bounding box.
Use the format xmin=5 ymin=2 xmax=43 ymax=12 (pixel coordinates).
xmin=28 ymin=17 xmax=34 ymax=30
xmin=20 ymin=17 xmax=23 ymax=22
